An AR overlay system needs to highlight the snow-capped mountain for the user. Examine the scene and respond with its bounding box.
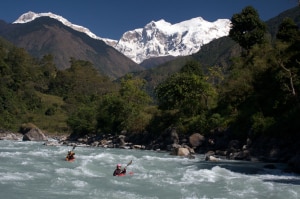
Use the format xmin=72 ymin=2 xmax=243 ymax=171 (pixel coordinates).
xmin=14 ymin=11 xmax=231 ymax=64
xmin=13 ymin=11 xmax=117 ymax=44
xmin=115 ymin=17 xmax=231 ymax=63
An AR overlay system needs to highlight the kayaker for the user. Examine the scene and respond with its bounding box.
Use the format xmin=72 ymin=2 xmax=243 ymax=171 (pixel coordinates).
xmin=113 ymin=163 xmax=126 ymax=176
xmin=66 ymin=150 xmax=75 ymax=161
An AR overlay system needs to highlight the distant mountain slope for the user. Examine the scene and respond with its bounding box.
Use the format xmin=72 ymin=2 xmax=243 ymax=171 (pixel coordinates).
xmin=266 ymin=6 xmax=300 ymax=38
xmin=0 ymin=17 xmax=143 ymax=79
xmin=134 ymin=6 xmax=300 ymax=95
xmin=139 ymin=55 xmax=177 ymax=69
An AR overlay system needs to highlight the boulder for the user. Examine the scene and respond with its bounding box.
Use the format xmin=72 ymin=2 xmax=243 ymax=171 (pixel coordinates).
xmin=170 ymin=147 xmax=190 ymax=156
xmin=189 ymin=133 xmax=205 ymax=148
xmin=205 ymin=151 xmax=215 ymax=157
xmin=170 ymin=128 xmax=179 ymax=144
xmin=119 ymin=135 xmax=126 ymax=147
xmin=132 ymin=145 xmax=145 ymax=149
xmin=229 ymin=150 xmax=251 ymax=160
xmin=170 ymin=147 xmax=195 ymax=159
xmin=23 ymin=127 xmax=47 ymax=141
xmin=205 ymin=155 xmax=220 ymax=161
xmin=228 ymin=140 xmax=240 ymax=150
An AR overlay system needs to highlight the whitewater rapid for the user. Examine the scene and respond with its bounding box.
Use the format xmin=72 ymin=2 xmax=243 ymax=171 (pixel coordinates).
xmin=0 ymin=140 xmax=299 ymax=199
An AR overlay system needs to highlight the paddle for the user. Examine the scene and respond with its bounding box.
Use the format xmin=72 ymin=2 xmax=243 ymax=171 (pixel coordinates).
xmin=123 ymin=160 xmax=134 ymax=176
xmin=124 ymin=160 xmax=132 ymax=169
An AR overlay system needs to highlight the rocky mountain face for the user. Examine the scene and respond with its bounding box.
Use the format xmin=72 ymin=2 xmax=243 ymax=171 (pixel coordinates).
xmin=114 ymin=17 xmax=231 ymax=64
xmin=0 ymin=16 xmax=143 ymax=79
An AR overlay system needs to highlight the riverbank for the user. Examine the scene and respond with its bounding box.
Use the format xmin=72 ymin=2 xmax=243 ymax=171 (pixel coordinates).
xmin=1 ymin=127 xmax=299 ymax=174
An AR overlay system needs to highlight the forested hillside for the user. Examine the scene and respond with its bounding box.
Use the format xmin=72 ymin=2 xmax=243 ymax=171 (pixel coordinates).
xmin=0 ymin=38 xmax=117 ymax=133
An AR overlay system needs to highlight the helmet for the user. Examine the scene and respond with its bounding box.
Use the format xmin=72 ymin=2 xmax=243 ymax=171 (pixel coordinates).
xmin=117 ymin=164 xmax=121 ymax=167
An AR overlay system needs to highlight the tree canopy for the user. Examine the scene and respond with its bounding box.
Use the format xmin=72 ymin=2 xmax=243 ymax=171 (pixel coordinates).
xmin=229 ymin=6 xmax=267 ymax=52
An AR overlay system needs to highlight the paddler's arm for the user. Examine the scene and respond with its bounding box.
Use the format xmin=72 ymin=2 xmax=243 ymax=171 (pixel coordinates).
xmin=113 ymin=170 xmax=117 ymax=176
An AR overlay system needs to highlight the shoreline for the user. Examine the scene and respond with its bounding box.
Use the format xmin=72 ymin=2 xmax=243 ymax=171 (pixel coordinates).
xmin=1 ymin=131 xmax=300 ymax=174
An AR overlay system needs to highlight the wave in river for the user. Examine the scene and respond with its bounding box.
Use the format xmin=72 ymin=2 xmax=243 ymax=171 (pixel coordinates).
xmin=0 ymin=140 xmax=299 ymax=199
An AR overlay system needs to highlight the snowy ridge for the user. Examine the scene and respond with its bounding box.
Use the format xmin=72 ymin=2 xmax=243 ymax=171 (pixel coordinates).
xmin=13 ymin=11 xmax=231 ymax=64
xmin=115 ymin=17 xmax=231 ymax=63
xmin=13 ymin=11 xmax=116 ymax=44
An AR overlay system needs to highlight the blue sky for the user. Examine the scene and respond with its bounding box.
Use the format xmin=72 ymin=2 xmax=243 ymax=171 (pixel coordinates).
xmin=0 ymin=0 xmax=297 ymax=40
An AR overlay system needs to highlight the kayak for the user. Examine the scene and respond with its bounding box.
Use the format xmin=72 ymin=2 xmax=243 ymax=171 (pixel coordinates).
xmin=66 ymin=157 xmax=75 ymax=162
xmin=117 ymin=172 xmax=133 ymax=176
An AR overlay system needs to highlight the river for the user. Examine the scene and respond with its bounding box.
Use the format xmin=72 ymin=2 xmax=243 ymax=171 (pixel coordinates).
xmin=0 ymin=140 xmax=299 ymax=199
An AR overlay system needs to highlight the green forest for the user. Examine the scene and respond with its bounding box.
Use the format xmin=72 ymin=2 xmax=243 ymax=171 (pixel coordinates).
xmin=0 ymin=6 xmax=299 ymax=146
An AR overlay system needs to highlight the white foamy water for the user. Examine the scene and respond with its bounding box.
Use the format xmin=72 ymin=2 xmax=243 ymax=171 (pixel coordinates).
xmin=0 ymin=140 xmax=299 ymax=199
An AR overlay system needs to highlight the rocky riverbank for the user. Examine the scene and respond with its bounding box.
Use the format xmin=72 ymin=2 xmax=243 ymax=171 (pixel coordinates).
xmin=1 ymin=125 xmax=300 ymax=174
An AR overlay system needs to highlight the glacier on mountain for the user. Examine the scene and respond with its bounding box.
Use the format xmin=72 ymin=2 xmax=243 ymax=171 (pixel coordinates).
xmin=115 ymin=17 xmax=231 ymax=63
xmin=14 ymin=11 xmax=231 ymax=64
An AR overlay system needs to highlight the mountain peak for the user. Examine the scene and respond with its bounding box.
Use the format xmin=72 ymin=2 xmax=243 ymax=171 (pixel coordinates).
xmin=13 ymin=11 xmax=117 ymax=44
xmin=14 ymin=11 xmax=56 ymax=23
xmin=115 ymin=17 xmax=231 ymax=63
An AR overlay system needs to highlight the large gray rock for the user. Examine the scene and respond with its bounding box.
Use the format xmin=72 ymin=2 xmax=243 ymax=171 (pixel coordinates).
xmin=119 ymin=135 xmax=126 ymax=147
xmin=170 ymin=147 xmax=190 ymax=156
xmin=189 ymin=133 xmax=205 ymax=148
xmin=23 ymin=127 xmax=47 ymax=141
xmin=205 ymin=155 xmax=220 ymax=161
xmin=170 ymin=128 xmax=179 ymax=144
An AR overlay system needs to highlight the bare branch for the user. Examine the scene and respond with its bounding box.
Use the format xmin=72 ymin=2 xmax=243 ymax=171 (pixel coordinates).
xmin=279 ymin=62 xmax=296 ymax=96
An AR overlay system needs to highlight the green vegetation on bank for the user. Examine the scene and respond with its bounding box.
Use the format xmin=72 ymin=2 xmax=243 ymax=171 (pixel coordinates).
xmin=0 ymin=6 xmax=299 ymax=145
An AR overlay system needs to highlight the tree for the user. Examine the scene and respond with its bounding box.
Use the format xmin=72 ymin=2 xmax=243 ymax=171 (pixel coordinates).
xmin=276 ymin=18 xmax=299 ymax=43
xmin=35 ymin=54 xmax=58 ymax=92
xmin=229 ymin=6 xmax=267 ymax=52
xmin=97 ymin=75 xmax=152 ymax=134
xmin=67 ymin=105 xmax=98 ymax=137
xmin=155 ymin=61 xmax=216 ymax=117
xmin=40 ymin=54 xmax=57 ymax=79
xmin=96 ymin=94 xmax=125 ymax=134
xmin=119 ymin=74 xmax=152 ymax=106
xmin=179 ymin=60 xmax=203 ymax=76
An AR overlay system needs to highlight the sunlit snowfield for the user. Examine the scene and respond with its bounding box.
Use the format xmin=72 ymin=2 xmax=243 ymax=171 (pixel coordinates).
xmin=0 ymin=140 xmax=299 ymax=199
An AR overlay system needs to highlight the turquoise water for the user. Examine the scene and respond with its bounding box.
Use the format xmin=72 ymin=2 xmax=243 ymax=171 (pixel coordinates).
xmin=0 ymin=140 xmax=299 ymax=199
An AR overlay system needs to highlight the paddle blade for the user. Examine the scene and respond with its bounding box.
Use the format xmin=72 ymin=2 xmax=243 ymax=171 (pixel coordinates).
xmin=127 ymin=160 xmax=132 ymax=167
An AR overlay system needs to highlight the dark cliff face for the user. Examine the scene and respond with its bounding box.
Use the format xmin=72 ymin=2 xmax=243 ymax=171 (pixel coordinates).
xmin=0 ymin=17 xmax=144 ymax=79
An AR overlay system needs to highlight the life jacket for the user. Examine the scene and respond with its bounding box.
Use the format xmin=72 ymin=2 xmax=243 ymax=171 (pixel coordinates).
xmin=113 ymin=168 xmax=126 ymax=176
xmin=66 ymin=151 xmax=75 ymax=160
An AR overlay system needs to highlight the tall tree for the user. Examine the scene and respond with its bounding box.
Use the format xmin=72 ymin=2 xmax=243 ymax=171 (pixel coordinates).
xmin=155 ymin=61 xmax=216 ymax=117
xmin=229 ymin=6 xmax=267 ymax=52
xmin=97 ymin=75 xmax=152 ymax=134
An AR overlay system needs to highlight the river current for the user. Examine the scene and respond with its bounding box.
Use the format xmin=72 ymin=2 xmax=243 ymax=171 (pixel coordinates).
xmin=0 ymin=140 xmax=299 ymax=199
